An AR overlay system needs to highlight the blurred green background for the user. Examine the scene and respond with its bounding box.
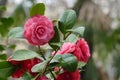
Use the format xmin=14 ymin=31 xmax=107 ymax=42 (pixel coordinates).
xmin=0 ymin=0 xmax=120 ymax=80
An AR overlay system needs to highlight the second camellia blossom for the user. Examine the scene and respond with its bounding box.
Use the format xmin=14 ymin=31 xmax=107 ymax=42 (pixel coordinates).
xmin=55 ymin=38 xmax=90 ymax=62
xmin=24 ymin=15 xmax=54 ymax=45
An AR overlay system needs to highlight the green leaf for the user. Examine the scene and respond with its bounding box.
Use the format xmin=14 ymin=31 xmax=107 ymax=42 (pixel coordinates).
xmin=44 ymin=49 xmax=53 ymax=58
xmin=30 ymin=3 xmax=45 ymax=17
xmin=49 ymin=26 xmax=60 ymax=50
xmin=49 ymin=62 xmax=60 ymax=68
xmin=0 ymin=61 xmax=15 ymax=78
xmin=12 ymin=49 xmax=39 ymax=61
xmin=48 ymin=54 xmax=62 ymax=69
xmin=49 ymin=42 xmax=62 ymax=48
xmin=78 ymin=62 xmax=86 ymax=69
xmin=8 ymin=27 xmax=24 ymax=39
xmin=49 ymin=26 xmax=60 ymax=43
xmin=0 ymin=6 xmax=6 ymax=11
xmin=49 ymin=42 xmax=61 ymax=50
xmin=61 ymin=54 xmax=78 ymax=72
xmin=58 ymin=10 xmax=76 ymax=34
xmin=53 ymin=54 xmax=62 ymax=61
xmin=66 ymin=34 xmax=79 ymax=43
xmin=0 ymin=45 xmax=4 ymax=51
xmin=31 ymin=60 xmax=48 ymax=75
xmin=48 ymin=59 xmax=60 ymax=69
xmin=0 ymin=54 xmax=7 ymax=60
xmin=67 ymin=27 xmax=85 ymax=36
xmin=22 ymin=72 xmax=32 ymax=80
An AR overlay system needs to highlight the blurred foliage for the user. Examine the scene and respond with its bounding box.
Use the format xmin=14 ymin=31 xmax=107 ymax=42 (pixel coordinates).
xmin=114 ymin=53 xmax=120 ymax=80
xmin=82 ymin=59 xmax=99 ymax=80
xmin=11 ymin=4 xmax=26 ymax=27
xmin=0 ymin=17 xmax=14 ymax=37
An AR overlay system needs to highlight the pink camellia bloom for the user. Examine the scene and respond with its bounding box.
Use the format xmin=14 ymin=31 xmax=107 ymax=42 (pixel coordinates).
xmin=56 ymin=70 xmax=80 ymax=80
xmin=57 ymin=42 xmax=75 ymax=54
xmin=24 ymin=14 xmax=54 ymax=45
xmin=74 ymin=38 xmax=90 ymax=62
xmin=8 ymin=57 xmax=41 ymax=78
xmin=53 ymin=38 xmax=90 ymax=62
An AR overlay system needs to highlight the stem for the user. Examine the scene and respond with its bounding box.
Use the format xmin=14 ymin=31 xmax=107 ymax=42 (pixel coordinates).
xmin=63 ymin=32 xmax=72 ymax=40
xmin=42 ymin=48 xmax=58 ymax=79
xmin=49 ymin=69 xmax=56 ymax=80
xmin=65 ymin=32 xmax=72 ymax=39
xmin=63 ymin=34 xmax=66 ymax=40
xmin=37 ymin=46 xmax=58 ymax=80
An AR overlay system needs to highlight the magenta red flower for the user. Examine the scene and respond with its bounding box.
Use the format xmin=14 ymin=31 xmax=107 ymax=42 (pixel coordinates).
xmin=56 ymin=70 xmax=80 ymax=80
xmin=74 ymin=38 xmax=91 ymax=62
xmin=8 ymin=57 xmax=45 ymax=79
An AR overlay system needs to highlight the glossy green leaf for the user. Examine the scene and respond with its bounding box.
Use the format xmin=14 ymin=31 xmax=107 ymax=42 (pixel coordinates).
xmin=0 ymin=61 xmax=15 ymax=78
xmin=66 ymin=34 xmax=79 ymax=43
xmin=58 ymin=10 xmax=76 ymax=34
xmin=31 ymin=60 xmax=48 ymax=74
xmin=67 ymin=27 xmax=85 ymax=36
xmin=49 ymin=42 xmax=62 ymax=48
xmin=48 ymin=54 xmax=62 ymax=69
xmin=48 ymin=62 xmax=60 ymax=70
xmin=30 ymin=3 xmax=45 ymax=17
xmin=49 ymin=42 xmax=61 ymax=50
xmin=44 ymin=49 xmax=53 ymax=58
xmin=22 ymin=72 xmax=32 ymax=80
xmin=78 ymin=62 xmax=86 ymax=69
xmin=49 ymin=26 xmax=60 ymax=50
xmin=8 ymin=27 xmax=24 ymax=39
xmin=49 ymin=26 xmax=60 ymax=43
xmin=0 ymin=6 xmax=6 ymax=11
xmin=53 ymin=54 xmax=62 ymax=61
xmin=12 ymin=49 xmax=39 ymax=61
xmin=0 ymin=54 xmax=7 ymax=60
xmin=61 ymin=54 xmax=78 ymax=72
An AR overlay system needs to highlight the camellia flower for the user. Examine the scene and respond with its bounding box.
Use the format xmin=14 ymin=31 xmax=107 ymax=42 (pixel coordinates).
xmin=57 ymin=42 xmax=76 ymax=54
xmin=56 ymin=70 xmax=80 ymax=80
xmin=7 ymin=57 xmax=25 ymax=78
xmin=23 ymin=58 xmax=41 ymax=76
xmin=74 ymin=38 xmax=91 ymax=62
xmin=55 ymin=39 xmax=90 ymax=62
xmin=24 ymin=14 xmax=54 ymax=45
xmin=8 ymin=57 xmax=41 ymax=78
